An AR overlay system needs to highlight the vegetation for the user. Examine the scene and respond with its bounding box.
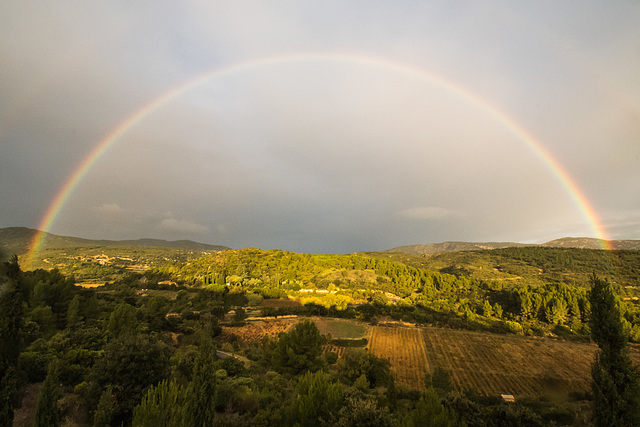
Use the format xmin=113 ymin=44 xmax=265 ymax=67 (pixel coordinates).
xmin=589 ymin=276 xmax=640 ymax=426
xmin=2 ymin=242 xmax=640 ymax=425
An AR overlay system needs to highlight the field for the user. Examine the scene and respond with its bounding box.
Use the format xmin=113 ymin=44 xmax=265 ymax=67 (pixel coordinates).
xmin=218 ymin=319 xmax=297 ymax=343
xmin=217 ymin=317 xmax=640 ymax=398
xmin=421 ymin=328 xmax=596 ymax=396
xmin=368 ymin=326 xmax=429 ymax=390
xmin=313 ymin=317 xmax=369 ymax=339
xmin=367 ymin=325 xmax=640 ymax=396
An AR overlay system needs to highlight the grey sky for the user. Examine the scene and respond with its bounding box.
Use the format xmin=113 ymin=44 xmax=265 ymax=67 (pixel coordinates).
xmin=1 ymin=1 xmax=639 ymax=253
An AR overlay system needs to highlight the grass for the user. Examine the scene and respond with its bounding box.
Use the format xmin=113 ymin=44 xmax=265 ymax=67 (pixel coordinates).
xmin=312 ymin=317 xmax=368 ymax=339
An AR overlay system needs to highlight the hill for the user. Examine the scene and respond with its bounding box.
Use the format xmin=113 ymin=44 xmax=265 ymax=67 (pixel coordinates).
xmin=386 ymin=241 xmax=529 ymax=255
xmin=372 ymin=245 xmax=640 ymax=289
xmin=0 ymin=227 xmax=228 ymax=256
xmin=387 ymin=237 xmax=640 ymax=255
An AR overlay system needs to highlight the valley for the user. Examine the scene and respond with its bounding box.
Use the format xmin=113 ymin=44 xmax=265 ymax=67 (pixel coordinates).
xmin=3 ymin=228 xmax=640 ymax=425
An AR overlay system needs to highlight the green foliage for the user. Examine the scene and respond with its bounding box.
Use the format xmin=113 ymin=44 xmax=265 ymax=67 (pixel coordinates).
xmin=402 ymin=387 xmax=465 ymax=427
xmin=272 ymin=319 xmax=324 ymax=374
xmin=183 ymin=337 xmax=217 ymax=426
xmin=92 ymin=385 xmax=116 ymax=427
xmin=415 ymin=246 xmax=640 ymax=288
xmin=91 ymin=334 xmax=171 ymax=425
xmin=66 ymin=294 xmax=82 ymax=327
xmin=589 ymin=276 xmax=640 ymax=426
xmin=425 ymin=367 xmax=452 ymax=395
xmin=335 ymin=396 xmax=392 ymax=427
xmin=34 ymin=361 xmax=61 ymax=427
xmin=338 ymin=348 xmax=393 ymax=389
xmin=0 ymin=256 xmax=25 ymax=427
xmin=106 ymin=303 xmax=138 ymax=338
xmin=289 ymin=370 xmax=344 ymax=426
xmin=132 ymin=380 xmax=187 ymax=427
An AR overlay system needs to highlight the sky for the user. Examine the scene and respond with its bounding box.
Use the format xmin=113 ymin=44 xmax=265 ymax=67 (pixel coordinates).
xmin=1 ymin=1 xmax=639 ymax=254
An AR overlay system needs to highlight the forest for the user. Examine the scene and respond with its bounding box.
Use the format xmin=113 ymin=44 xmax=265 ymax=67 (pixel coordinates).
xmin=2 ymin=245 xmax=640 ymax=426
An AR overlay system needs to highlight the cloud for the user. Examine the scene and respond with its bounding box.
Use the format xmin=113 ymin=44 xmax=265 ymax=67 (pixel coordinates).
xmin=397 ymin=206 xmax=461 ymax=220
xmin=94 ymin=203 xmax=127 ymax=217
xmin=157 ymin=217 xmax=210 ymax=236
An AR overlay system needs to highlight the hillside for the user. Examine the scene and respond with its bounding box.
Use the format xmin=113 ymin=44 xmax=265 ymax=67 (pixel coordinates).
xmin=386 ymin=241 xmax=529 ymax=255
xmin=387 ymin=237 xmax=640 ymax=255
xmin=0 ymin=227 xmax=228 ymax=256
xmin=372 ymin=246 xmax=640 ymax=289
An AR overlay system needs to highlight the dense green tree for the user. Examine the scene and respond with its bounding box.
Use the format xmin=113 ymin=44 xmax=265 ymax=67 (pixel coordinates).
xmin=335 ymin=396 xmax=392 ymax=427
xmin=91 ymin=334 xmax=170 ymax=425
xmin=0 ymin=255 xmax=25 ymax=427
xmin=289 ymin=370 xmax=344 ymax=426
xmin=425 ymin=367 xmax=452 ymax=395
xmin=402 ymin=387 xmax=465 ymax=427
xmin=183 ymin=336 xmax=217 ymax=426
xmin=544 ymin=297 xmax=568 ymax=325
xmin=34 ymin=361 xmax=61 ymax=427
xmin=338 ymin=348 xmax=393 ymax=389
xmin=272 ymin=319 xmax=324 ymax=374
xmin=66 ymin=294 xmax=82 ymax=328
xmin=131 ymin=380 xmax=187 ymax=427
xmin=589 ymin=276 xmax=640 ymax=426
xmin=92 ymin=385 xmax=116 ymax=427
xmin=482 ymin=300 xmax=493 ymax=317
xmin=106 ymin=303 xmax=138 ymax=338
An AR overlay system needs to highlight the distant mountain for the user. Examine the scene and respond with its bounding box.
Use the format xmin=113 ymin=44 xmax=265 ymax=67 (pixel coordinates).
xmin=386 ymin=237 xmax=640 ymax=255
xmin=541 ymin=237 xmax=640 ymax=250
xmin=0 ymin=227 xmax=228 ymax=256
xmin=385 ymin=241 xmax=529 ymax=255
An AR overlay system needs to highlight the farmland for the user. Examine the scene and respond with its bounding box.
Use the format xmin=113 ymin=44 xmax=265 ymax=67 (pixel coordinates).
xmin=218 ymin=317 xmax=640 ymax=397
xmin=218 ymin=319 xmax=297 ymax=343
xmin=368 ymin=326 xmax=429 ymax=390
xmin=421 ymin=327 xmax=596 ymax=396
xmin=366 ymin=324 xmax=640 ymax=397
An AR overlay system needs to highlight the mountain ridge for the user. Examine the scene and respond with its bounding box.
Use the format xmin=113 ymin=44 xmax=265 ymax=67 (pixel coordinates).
xmin=2 ymin=227 xmax=639 ymax=258
xmin=0 ymin=227 xmax=229 ymax=256
xmin=386 ymin=237 xmax=640 ymax=255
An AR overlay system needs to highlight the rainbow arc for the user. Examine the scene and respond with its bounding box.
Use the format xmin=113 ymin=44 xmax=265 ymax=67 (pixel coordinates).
xmin=25 ymin=52 xmax=611 ymax=269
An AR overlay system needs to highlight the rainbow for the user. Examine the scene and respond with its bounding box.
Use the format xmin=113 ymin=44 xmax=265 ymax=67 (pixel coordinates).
xmin=24 ymin=52 xmax=612 ymax=269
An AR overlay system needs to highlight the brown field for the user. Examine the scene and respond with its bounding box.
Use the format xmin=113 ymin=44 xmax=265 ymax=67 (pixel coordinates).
xmin=218 ymin=319 xmax=297 ymax=343
xmin=421 ymin=328 xmax=597 ymax=396
xmin=368 ymin=326 xmax=429 ymax=390
xmin=367 ymin=325 xmax=640 ymax=397
xmin=218 ymin=317 xmax=640 ymax=398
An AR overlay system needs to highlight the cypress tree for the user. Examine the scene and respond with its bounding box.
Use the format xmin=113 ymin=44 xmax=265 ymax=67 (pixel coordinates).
xmin=589 ymin=276 xmax=640 ymax=426
xmin=0 ymin=255 xmax=25 ymax=427
xmin=184 ymin=335 xmax=217 ymax=426
xmin=34 ymin=361 xmax=61 ymax=427
xmin=132 ymin=380 xmax=187 ymax=427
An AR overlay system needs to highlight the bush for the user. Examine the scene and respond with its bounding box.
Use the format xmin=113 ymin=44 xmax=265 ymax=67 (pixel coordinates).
xmin=504 ymin=320 xmax=523 ymax=334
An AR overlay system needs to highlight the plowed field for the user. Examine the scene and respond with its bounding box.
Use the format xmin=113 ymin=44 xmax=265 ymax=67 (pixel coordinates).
xmin=368 ymin=326 xmax=429 ymax=390
xmin=367 ymin=325 xmax=640 ymax=396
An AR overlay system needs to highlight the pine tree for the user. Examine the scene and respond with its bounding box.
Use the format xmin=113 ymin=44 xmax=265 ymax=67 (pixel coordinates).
xmin=272 ymin=319 xmax=323 ymax=374
xmin=589 ymin=276 xmax=640 ymax=426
